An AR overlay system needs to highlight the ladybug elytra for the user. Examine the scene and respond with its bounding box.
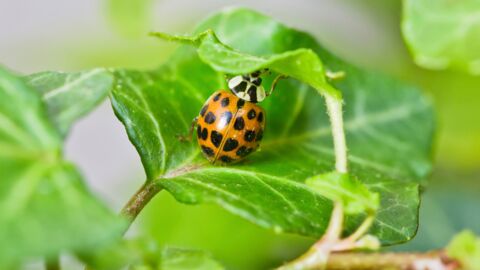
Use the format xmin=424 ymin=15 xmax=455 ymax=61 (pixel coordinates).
xmin=181 ymin=69 xmax=285 ymax=164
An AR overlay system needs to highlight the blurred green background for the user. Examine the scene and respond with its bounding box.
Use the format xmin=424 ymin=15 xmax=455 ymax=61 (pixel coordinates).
xmin=1 ymin=0 xmax=478 ymax=269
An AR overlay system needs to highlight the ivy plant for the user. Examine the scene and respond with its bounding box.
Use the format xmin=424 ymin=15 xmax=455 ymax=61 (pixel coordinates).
xmin=0 ymin=67 xmax=124 ymax=267
xmin=5 ymin=6 xmax=475 ymax=270
xmin=113 ymin=8 xmax=433 ymax=245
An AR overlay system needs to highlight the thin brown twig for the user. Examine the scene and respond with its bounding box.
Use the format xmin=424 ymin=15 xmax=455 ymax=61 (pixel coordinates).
xmin=120 ymin=181 xmax=162 ymax=234
xmin=324 ymin=250 xmax=460 ymax=270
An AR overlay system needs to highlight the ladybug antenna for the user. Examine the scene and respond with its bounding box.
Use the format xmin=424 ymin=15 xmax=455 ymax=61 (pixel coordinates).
xmin=267 ymin=74 xmax=288 ymax=96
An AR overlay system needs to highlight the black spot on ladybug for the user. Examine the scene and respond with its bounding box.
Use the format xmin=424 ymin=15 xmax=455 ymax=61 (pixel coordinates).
xmin=204 ymin=112 xmax=216 ymax=124
xmin=256 ymin=129 xmax=263 ymax=142
xmin=247 ymin=109 xmax=256 ymax=120
xmin=210 ymin=130 xmax=223 ymax=147
xmin=221 ymin=97 xmax=230 ymax=107
xmin=257 ymin=112 xmax=263 ymax=123
xmin=234 ymin=116 xmax=245 ymax=130
xmin=219 ymin=111 xmax=232 ymax=128
xmin=244 ymin=130 xmax=256 ymax=142
xmin=201 ymin=127 xmax=208 ymax=140
xmin=200 ymin=105 xmax=208 ymax=117
xmin=237 ymin=99 xmax=245 ymax=109
xmin=247 ymin=85 xmax=258 ymax=103
xmin=197 ymin=125 xmax=202 ymax=139
xmin=236 ymin=146 xmax=253 ymax=157
xmin=201 ymin=145 xmax=215 ymax=157
xmin=213 ymin=93 xmax=222 ymax=101
xmin=234 ymin=81 xmax=247 ymax=93
xmin=219 ymin=155 xmax=233 ymax=163
xmin=252 ymin=77 xmax=262 ymax=86
xmin=223 ymin=138 xmax=239 ymax=151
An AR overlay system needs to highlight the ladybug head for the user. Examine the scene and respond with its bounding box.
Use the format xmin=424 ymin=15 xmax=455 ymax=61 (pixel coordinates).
xmin=227 ymin=69 xmax=269 ymax=103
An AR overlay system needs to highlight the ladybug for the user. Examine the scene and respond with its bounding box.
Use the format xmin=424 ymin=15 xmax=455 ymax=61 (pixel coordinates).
xmin=181 ymin=69 xmax=285 ymax=164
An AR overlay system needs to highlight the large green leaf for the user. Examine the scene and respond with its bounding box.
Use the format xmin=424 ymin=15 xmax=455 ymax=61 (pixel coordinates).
xmin=111 ymin=8 xmax=434 ymax=244
xmin=25 ymin=69 xmax=114 ymax=136
xmin=0 ymin=66 xmax=124 ymax=263
xmin=402 ymin=0 xmax=480 ymax=75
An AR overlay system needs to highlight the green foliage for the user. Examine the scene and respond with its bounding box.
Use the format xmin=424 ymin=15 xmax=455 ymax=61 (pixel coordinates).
xmin=305 ymin=172 xmax=379 ymax=215
xmin=106 ymin=0 xmax=154 ymax=37
xmin=157 ymin=247 xmax=224 ymax=270
xmin=447 ymin=231 xmax=480 ymax=270
xmin=402 ymin=0 xmax=480 ymax=75
xmin=26 ymin=69 xmax=113 ymax=136
xmin=81 ymin=238 xmax=225 ymax=270
xmin=151 ymin=29 xmax=338 ymax=98
xmin=111 ymin=8 xmax=434 ymax=244
xmin=0 ymin=66 xmax=124 ymax=264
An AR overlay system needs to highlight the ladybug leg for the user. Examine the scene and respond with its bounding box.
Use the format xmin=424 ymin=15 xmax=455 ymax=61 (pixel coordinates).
xmin=266 ymin=74 xmax=288 ymax=96
xmin=177 ymin=116 xmax=198 ymax=142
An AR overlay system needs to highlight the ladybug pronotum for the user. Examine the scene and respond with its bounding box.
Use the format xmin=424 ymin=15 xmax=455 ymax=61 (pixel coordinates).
xmin=182 ymin=70 xmax=284 ymax=164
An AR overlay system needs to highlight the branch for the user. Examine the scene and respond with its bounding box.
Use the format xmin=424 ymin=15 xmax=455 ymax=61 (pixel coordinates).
xmin=324 ymin=250 xmax=459 ymax=270
xmin=120 ymin=181 xmax=162 ymax=233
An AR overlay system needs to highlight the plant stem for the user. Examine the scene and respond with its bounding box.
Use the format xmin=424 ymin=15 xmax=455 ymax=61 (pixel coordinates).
xmin=45 ymin=257 xmax=60 ymax=270
xmin=120 ymin=181 xmax=162 ymax=233
xmin=325 ymin=95 xmax=347 ymax=173
xmin=280 ymin=93 xmax=354 ymax=270
xmin=342 ymin=215 xmax=375 ymax=243
xmin=280 ymin=202 xmax=344 ymax=270
xmin=324 ymin=250 xmax=459 ymax=270
xmin=319 ymin=202 xmax=344 ymax=244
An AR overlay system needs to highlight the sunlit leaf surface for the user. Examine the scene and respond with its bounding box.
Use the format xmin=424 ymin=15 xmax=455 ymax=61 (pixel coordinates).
xmin=0 ymin=66 xmax=124 ymax=263
xmin=111 ymin=8 xmax=434 ymax=244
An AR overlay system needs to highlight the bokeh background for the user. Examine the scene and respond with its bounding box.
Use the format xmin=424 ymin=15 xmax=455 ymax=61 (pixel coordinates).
xmin=1 ymin=0 xmax=479 ymax=269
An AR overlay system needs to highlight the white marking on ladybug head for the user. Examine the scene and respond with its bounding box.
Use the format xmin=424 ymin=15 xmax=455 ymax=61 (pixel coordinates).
xmin=228 ymin=75 xmax=244 ymax=91
xmin=228 ymin=73 xmax=267 ymax=103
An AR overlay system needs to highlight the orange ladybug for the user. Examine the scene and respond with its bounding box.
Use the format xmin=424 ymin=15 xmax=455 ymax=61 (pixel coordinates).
xmin=182 ymin=70 xmax=284 ymax=164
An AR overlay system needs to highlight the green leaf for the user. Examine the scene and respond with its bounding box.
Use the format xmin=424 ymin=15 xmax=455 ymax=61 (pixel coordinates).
xmin=447 ymin=231 xmax=480 ymax=270
xmin=0 ymin=66 xmax=124 ymax=263
xmin=25 ymin=69 xmax=114 ymax=136
xmin=111 ymin=8 xmax=434 ymax=244
xmin=151 ymin=30 xmax=339 ymax=98
xmin=402 ymin=0 xmax=480 ymax=75
xmin=306 ymin=172 xmax=380 ymax=215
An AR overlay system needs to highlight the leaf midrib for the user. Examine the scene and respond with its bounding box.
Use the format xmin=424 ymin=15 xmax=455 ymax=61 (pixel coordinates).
xmin=154 ymin=98 xmax=428 ymax=183
xmin=42 ymin=69 xmax=104 ymax=101
xmin=157 ymin=166 xmax=330 ymax=230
